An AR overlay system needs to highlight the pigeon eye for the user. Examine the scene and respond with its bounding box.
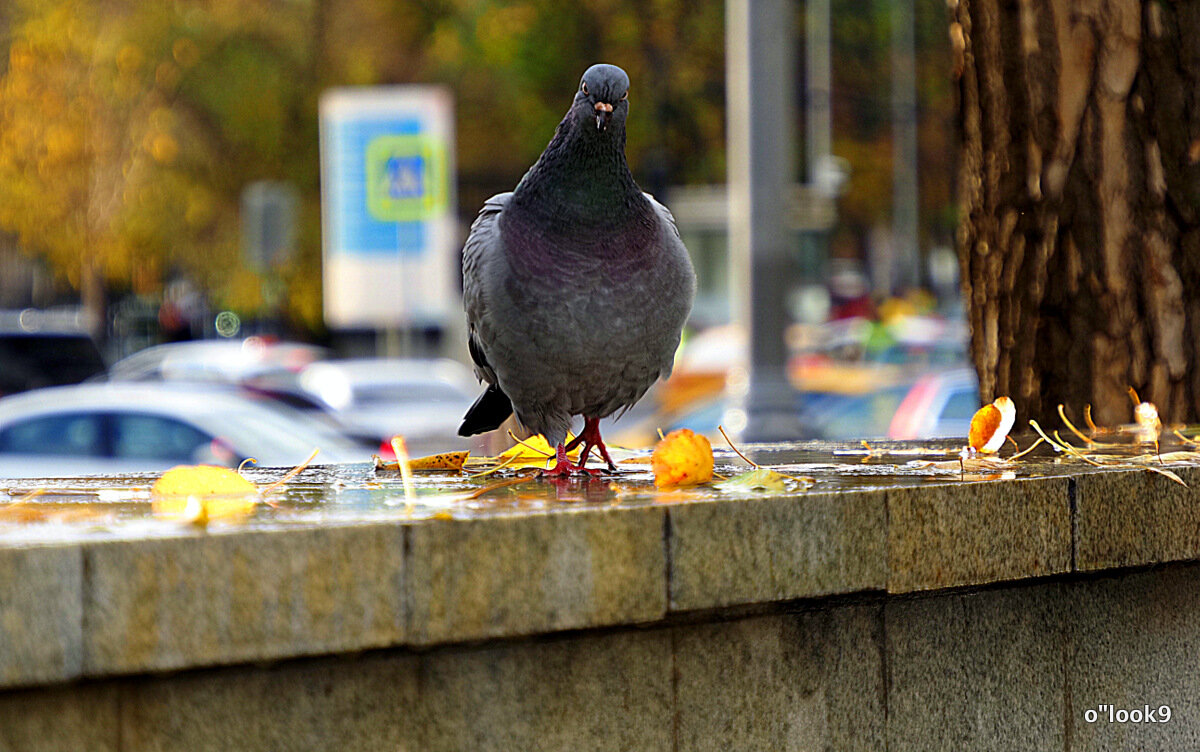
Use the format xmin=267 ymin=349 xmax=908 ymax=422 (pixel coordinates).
xmin=620 ymin=91 xmax=628 ymax=101
xmin=581 ymin=82 xmax=589 ymax=95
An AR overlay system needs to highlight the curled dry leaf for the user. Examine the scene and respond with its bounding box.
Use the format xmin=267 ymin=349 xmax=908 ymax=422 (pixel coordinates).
xmin=716 ymin=467 xmax=813 ymax=493
xmin=151 ymin=465 xmax=258 ymax=524
xmin=1134 ymin=402 xmax=1162 ymax=444
xmin=968 ymin=396 xmax=1015 ymax=453
xmin=651 ymin=428 xmax=714 ymax=488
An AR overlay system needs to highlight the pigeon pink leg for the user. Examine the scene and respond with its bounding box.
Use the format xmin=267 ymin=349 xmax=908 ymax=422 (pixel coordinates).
xmin=564 ymin=416 xmax=617 ymax=472
xmin=541 ymin=442 xmax=603 ymax=478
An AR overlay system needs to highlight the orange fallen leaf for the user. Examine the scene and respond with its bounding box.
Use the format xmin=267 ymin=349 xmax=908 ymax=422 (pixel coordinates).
xmin=652 ymin=429 xmax=713 ymax=488
xmin=0 ymin=503 xmax=51 ymax=524
xmin=0 ymin=503 xmax=108 ymax=525
xmin=968 ymin=396 xmax=1016 ymax=453
xmin=151 ymin=465 xmax=258 ymax=524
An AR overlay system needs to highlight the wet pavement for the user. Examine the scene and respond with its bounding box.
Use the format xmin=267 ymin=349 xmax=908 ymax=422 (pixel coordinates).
xmin=2 ymin=432 xmax=1197 ymax=544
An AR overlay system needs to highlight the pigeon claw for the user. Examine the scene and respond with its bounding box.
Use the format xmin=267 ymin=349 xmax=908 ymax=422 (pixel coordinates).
xmin=540 ymin=443 xmax=604 ymax=478
xmin=565 ymin=416 xmax=618 ymax=472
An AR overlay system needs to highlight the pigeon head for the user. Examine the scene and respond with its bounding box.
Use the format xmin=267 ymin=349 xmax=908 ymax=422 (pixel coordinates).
xmin=574 ymin=63 xmax=630 ymax=132
xmin=508 ymin=62 xmax=643 ymax=216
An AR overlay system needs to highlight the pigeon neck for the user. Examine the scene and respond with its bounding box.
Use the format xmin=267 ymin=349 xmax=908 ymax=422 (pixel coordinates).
xmin=510 ymin=116 xmax=644 ymax=226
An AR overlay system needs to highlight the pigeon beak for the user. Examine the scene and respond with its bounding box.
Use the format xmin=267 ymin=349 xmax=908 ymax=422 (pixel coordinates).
xmin=594 ymin=101 xmax=614 ymax=131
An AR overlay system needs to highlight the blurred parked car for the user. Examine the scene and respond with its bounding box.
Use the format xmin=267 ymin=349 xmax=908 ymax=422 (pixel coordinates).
xmin=298 ymin=358 xmax=479 ymax=455
xmin=104 ymin=337 xmax=342 ymax=420
xmin=0 ymin=308 xmax=106 ymax=397
xmin=0 ymin=383 xmax=371 ymax=478
xmin=106 ymin=338 xmax=327 ymax=384
xmin=887 ymin=367 xmax=980 ymax=440
xmin=663 ymin=383 xmax=914 ymax=444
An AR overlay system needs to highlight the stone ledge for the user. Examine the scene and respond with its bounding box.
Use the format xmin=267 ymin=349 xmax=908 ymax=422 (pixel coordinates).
xmin=668 ymin=490 xmax=887 ymax=611
xmin=1074 ymin=465 xmax=1200 ymax=572
xmin=82 ymin=524 xmax=406 ymax=677
xmin=886 ymin=477 xmax=1072 ymax=593
xmin=0 ymin=545 xmax=82 ymax=688
xmin=2 ymin=463 xmax=1200 ymax=687
xmin=405 ymin=506 xmax=666 ymax=645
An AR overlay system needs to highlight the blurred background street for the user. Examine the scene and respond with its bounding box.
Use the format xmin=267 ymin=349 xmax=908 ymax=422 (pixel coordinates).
xmin=0 ymin=0 xmax=972 ymax=475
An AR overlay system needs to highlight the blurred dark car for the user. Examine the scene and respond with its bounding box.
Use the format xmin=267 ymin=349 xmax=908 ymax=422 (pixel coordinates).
xmin=0 ymin=309 xmax=106 ymax=397
xmin=668 ymin=383 xmax=913 ymax=443
xmin=0 ymin=382 xmax=372 ymax=479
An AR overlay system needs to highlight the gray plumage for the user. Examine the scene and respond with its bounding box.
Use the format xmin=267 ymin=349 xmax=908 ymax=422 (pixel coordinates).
xmin=458 ymin=63 xmax=695 ymax=449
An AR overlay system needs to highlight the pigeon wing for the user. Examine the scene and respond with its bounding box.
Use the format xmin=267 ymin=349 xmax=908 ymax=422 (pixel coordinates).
xmin=462 ymin=192 xmax=512 ymax=387
xmin=644 ymin=191 xmax=682 ymax=240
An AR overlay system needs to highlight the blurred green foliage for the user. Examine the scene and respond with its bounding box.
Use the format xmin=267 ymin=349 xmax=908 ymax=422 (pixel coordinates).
xmin=0 ymin=0 xmax=952 ymax=331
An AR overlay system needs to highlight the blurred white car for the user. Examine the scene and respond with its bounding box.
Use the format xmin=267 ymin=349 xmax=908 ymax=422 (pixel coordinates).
xmin=0 ymin=383 xmax=372 ymax=478
xmin=298 ymin=358 xmax=480 ymax=454
xmin=106 ymin=338 xmax=327 ymax=383
xmin=104 ymin=338 xmax=352 ymax=431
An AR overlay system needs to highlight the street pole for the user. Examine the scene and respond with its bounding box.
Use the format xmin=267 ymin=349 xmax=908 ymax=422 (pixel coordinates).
xmin=806 ymin=0 xmax=831 ymax=185
xmin=728 ymin=0 xmax=804 ymax=441
xmin=892 ymin=0 xmax=920 ymax=293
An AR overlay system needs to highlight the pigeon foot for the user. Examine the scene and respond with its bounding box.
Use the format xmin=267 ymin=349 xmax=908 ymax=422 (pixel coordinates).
xmin=564 ymin=417 xmax=618 ymax=472
xmin=540 ymin=442 xmax=604 ymax=478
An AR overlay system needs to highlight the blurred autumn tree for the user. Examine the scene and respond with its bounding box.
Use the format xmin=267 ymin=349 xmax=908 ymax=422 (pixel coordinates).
xmin=825 ymin=0 xmax=956 ymax=270
xmin=0 ymin=0 xmax=951 ymax=336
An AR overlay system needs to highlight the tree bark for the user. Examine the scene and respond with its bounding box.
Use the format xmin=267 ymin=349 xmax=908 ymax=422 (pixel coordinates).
xmin=955 ymin=0 xmax=1200 ymax=427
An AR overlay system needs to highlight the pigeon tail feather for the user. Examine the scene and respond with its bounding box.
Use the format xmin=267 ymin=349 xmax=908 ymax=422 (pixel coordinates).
xmin=458 ymin=383 xmax=514 ymax=436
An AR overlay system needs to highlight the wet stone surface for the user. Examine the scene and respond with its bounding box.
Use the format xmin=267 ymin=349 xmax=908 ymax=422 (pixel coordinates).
xmin=1 ymin=436 xmax=1200 ymax=686
xmin=0 ymin=438 xmax=1113 ymax=539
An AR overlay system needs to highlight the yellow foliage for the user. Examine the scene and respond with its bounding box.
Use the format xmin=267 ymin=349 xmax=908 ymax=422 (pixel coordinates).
xmin=499 ymin=434 xmax=562 ymax=461
xmin=151 ymin=465 xmax=258 ymax=524
xmin=652 ymin=429 xmax=713 ymax=488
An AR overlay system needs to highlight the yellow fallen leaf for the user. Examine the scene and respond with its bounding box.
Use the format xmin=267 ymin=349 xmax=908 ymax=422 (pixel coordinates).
xmin=498 ymin=434 xmax=577 ymax=461
xmin=968 ymin=396 xmax=1015 ymax=453
xmin=408 ymin=451 xmax=470 ymax=471
xmin=151 ymin=465 xmax=258 ymax=524
xmin=462 ymin=433 xmax=580 ymax=472
xmin=652 ymin=429 xmax=713 ymax=488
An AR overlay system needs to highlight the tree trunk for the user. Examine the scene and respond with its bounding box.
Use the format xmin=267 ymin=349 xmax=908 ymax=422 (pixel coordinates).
xmin=955 ymin=0 xmax=1200 ymax=427
xmin=80 ymin=257 xmax=107 ymax=347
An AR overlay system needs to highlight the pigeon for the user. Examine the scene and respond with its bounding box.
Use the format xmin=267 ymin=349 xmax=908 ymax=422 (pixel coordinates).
xmin=457 ymin=63 xmax=696 ymax=475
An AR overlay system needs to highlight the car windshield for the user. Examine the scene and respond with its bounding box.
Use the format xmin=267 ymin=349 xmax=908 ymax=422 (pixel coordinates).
xmin=351 ymin=382 xmax=467 ymax=405
xmin=204 ymin=400 xmax=363 ymax=464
